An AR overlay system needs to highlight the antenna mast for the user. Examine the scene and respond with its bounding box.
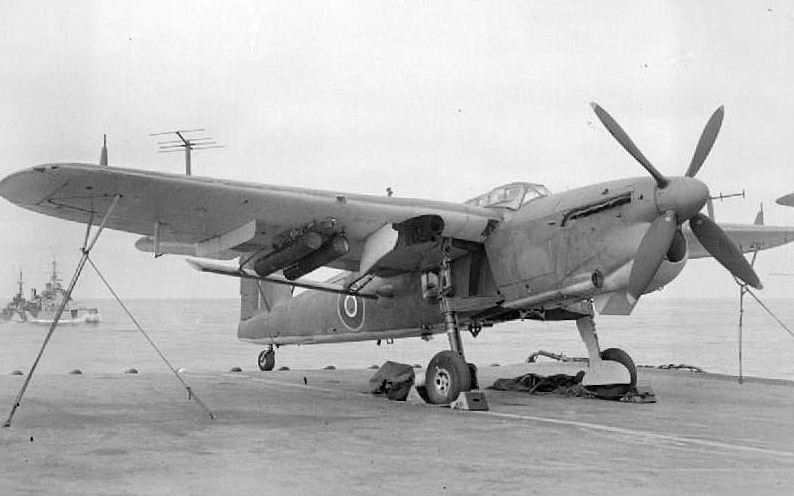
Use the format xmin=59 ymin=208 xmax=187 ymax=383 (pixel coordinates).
xmin=149 ymin=129 xmax=223 ymax=175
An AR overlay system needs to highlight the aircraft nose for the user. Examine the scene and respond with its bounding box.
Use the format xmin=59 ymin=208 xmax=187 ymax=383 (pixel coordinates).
xmin=655 ymin=177 xmax=709 ymax=220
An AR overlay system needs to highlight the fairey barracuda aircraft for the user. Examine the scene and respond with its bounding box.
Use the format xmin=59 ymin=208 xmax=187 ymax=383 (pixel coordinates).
xmin=2 ymin=103 xmax=793 ymax=404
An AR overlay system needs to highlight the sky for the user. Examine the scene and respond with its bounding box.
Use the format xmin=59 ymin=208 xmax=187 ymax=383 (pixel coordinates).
xmin=0 ymin=0 xmax=793 ymax=301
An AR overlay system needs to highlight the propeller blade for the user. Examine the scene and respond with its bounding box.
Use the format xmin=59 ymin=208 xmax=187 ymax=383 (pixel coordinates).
xmin=590 ymin=103 xmax=669 ymax=188
xmin=690 ymin=212 xmax=762 ymax=289
xmin=629 ymin=210 xmax=677 ymax=299
xmin=685 ymin=106 xmax=725 ymax=178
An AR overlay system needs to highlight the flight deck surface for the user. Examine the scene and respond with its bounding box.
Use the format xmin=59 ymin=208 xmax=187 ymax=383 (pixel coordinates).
xmin=1 ymin=363 xmax=793 ymax=495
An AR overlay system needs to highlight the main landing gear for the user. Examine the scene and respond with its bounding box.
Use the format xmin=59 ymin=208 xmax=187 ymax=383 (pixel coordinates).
xmin=576 ymin=315 xmax=637 ymax=399
xmin=257 ymin=346 xmax=276 ymax=371
xmin=424 ymin=247 xmax=478 ymax=405
xmin=425 ymin=350 xmax=475 ymax=404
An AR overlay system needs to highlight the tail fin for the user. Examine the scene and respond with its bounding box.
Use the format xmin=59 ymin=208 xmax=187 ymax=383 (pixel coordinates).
xmin=754 ymin=203 xmax=764 ymax=226
xmin=99 ymin=134 xmax=108 ymax=166
xmin=240 ymin=271 xmax=293 ymax=320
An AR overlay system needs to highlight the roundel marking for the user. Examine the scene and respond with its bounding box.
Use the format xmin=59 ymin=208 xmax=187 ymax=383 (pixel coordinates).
xmin=337 ymin=294 xmax=365 ymax=330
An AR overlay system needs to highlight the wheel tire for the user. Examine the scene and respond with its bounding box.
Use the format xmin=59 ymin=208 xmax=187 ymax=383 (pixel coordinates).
xmin=586 ymin=347 xmax=637 ymax=400
xmin=424 ymin=350 xmax=472 ymax=405
xmin=257 ymin=349 xmax=276 ymax=371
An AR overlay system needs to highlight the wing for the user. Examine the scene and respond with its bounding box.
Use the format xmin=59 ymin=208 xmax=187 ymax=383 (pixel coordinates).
xmin=0 ymin=163 xmax=501 ymax=274
xmin=685 ymin=223 xmax=794 ymax=259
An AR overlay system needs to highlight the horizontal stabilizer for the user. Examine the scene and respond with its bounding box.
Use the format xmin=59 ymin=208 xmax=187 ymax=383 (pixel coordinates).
xmin=186 ymin=259 xmax=378 ymax=299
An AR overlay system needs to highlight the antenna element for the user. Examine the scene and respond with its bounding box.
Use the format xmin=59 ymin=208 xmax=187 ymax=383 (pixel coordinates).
xmin=149 ymin=129 xmax=223 ymax=175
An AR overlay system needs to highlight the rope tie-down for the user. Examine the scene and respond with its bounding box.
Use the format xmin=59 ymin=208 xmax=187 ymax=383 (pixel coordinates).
xmin=86 ymin=257 xmax=215 ymax=419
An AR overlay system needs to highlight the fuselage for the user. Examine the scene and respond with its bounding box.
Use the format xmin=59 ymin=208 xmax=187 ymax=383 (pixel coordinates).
xmin=240 ymin=175 xmax=688 ymax=345
xmin=238 ymin=272 xmax=444 ymax=345
xmin=485 ymin=176 xmax=660 ymax=303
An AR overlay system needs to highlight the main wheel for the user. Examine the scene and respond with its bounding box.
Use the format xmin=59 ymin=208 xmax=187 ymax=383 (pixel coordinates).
xmin=257 ymin=349 xmax=276 ymax=371
xmin=586 ymin=347 xmax=637 ymax=399
xmin=424 ymin=350 xmax=472 ymax=405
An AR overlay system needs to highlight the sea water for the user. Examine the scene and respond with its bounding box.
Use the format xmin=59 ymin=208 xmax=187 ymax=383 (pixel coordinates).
xmin=1 ymin=297 xmax=793 ymax=380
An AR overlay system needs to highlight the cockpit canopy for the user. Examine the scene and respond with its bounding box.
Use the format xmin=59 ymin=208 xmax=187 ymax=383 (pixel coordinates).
xmin=464 ymin=182 xmax=551 ymax=210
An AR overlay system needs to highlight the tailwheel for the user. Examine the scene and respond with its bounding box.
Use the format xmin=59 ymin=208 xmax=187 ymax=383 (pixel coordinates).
xmin=585 ymin=347 xmax=637 ymax=400
xmin=425 ymin=350 xmax=472 ymax=405
xmin=257 ymin=348 xmax=276 ymax=371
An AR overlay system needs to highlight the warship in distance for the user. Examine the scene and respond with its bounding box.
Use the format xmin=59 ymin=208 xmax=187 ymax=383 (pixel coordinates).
xmin=1 ymin=260 xmax=100 ymax=325
xmin=1 ymin=138 xmax=108 ymax=325
xmin=0 ymin=270 xmax=30 ymax=322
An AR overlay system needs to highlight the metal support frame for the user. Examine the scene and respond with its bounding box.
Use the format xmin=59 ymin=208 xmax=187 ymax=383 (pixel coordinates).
xmin=738 ymin=279 xmax=749 ymax=384
xmin=737 ymin=247 xmax=760 ymax=384
xmin=3 ymin=196 xmax=120 ymax=428
xmin=736 ymin=280 xmax=794 ymax=385
xmin=3 ymin=195 xmax=215 ymax=427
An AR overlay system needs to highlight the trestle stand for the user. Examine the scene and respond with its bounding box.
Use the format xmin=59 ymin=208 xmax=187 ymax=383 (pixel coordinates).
xmin=3 ymin=195 xmax=216 ymax=427
xmin=3 ymin=196 xmax=120 ymax=428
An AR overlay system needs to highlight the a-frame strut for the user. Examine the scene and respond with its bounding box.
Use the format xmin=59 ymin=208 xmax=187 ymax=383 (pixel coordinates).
xmin=3 ymin=196 xmax=120 ymax=427
xmin=3 ymin=195 xmax=215 ymax=427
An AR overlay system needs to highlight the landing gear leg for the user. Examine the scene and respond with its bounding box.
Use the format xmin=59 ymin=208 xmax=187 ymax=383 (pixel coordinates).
xmin=424 ymin=246 xmax=475 ymax=404
xmin=257 ymin=346 xmax=276 ymax=371
xmin=576 ymin=314 xmax=637 ymax=399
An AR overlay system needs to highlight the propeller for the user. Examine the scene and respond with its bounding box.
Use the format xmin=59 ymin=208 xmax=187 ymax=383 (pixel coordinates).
xmin=685 ymin=106 xmax=724 ymax=178
xmin=590 ymin=103 xmax=669 ymax=188
xmin=628 ymin=210 xmax=677 ymax=300
xmin=590 ymin=103 xmax=762 ymax=298
xmin=690 ymin=212 xmax=762 ymax=289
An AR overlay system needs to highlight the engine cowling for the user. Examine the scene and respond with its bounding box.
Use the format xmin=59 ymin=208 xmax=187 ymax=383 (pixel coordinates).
xmin=594 ymin=230 xmax=688 ymax=315
xmin=642 ymin=229 xmax=688 ymax=294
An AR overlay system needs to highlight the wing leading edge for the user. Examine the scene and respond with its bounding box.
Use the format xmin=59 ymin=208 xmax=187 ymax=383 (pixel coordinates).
xmin=0 ymin=163 xmax=502 ymax=274
xmin=684 ymin=223 xmax=794 ymax=259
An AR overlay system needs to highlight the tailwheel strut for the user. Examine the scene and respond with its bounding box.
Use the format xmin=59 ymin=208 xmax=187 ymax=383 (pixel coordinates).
xmin=424 ymin=243 xmax=476 ymax=405
xmin=576 ymin=315 xmax=637 ymax=399
xmin=257 ymin=346 xmax=276 ymax=371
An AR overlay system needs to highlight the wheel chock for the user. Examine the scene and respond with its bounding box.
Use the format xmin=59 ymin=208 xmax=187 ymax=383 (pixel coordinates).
xmin=406 ymin=385 xmax=429 ymax=405
xmin=620 ymin=385 xmax=657 ymax=403
xmin=450 ymin=390 xmax=489 ymax=411
xmin=406 ymin=386 xmax=489 ymax=410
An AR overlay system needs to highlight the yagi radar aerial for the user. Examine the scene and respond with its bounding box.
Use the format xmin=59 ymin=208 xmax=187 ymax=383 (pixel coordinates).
xmin=149 ymin=129 xmax=223 ymax=176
